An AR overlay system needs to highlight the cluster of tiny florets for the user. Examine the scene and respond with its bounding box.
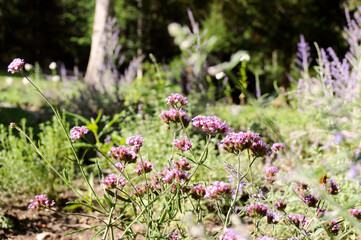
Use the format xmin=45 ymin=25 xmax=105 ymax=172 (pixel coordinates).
xmin=164 ymin=230 xmax=181 ymax=240
xmin=134 ymin=158 xmax=154 ymax=176
xmin=109 ymin=146 xmax=137 ymax=163
xmin=28 ymin=194 xmax=55 ymax=210
xmin=192 ymin=115 xmax=230 ymax=134
xmin=204 ymin=181 xmax=234 ymax=199
xmin=172 ymin=157 xmax=192 ymax=171
xmin=191 ymin=184 xmax=206 ymax=200
xmin=219 ymin=228 xmax=244 ymax=240
xmin=303 ymin=194 xmax=320 ymax=208
xmin=266 ymin=211 xmax=281 ymax=224
xmin=8 ymin=58 xmax=25 ymax=74
xmin=101 ymin=174 xmax=126 ymax=189
xmin=115 ymin=162 xmax=125 ymax=171
xmin=126 ymin=135 xmax=144 ymax=153
xmin=275 ymin=199 xmax=287 ymax=211
xmin=271 ymin=142 xmax=285 ymax=152
xmin=326 ymin=179 xmax=340 ymax=195
xmin=220 ymin=130 xmax=270 ymax=157
xmin=324 ymin=218 xmax=341 ymax=235
xmin=245 ymin=202 xmax=268 ymax=217
xmin=265 ymin=167 xmax=279 ymax=182
xmin=172 ymin=136 xmax=192 ymax=151
xmin=348 ymin=208 xmax=361 ymax=219
xmin=159 ymin=108 xmax=191 ymax=127
xmin=288 ymin=213 xmax=308 ymax=228
xmin=162 ymin=169 xmax=190 ymax=183
xmin=70 ymin=126 xmax=89 ymax=142
xmin=166 ymin=93 xmax=189 ymax=108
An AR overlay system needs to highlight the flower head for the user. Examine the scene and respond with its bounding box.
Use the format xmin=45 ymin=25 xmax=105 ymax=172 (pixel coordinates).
xmin=265 ymin=167 xmax=279 ymax=182
xmin=108 ymin=146 xmax=137 ymax=163
xmin=303 ymin=194 xmax=320 ymax=208
xmin=324 ymin=218 xmax=341 ymax=235
xmin=134 ymin=158 xmax=154 ymax=176
xmin=348 ymin=208 xmax=361 ymax=220
xmin=70 ymin=126 xmax=89 ymax=142
xmin=9 ymin=122 xmax=15 ymax=128
xmin=172 ymin=136 xmax=192 ymax=151
xmin=159 ymin=108 xmax=191 ymax=127
xmin=288 ymin=213 xmax=308 ymax=228
xmin=166 ymin=93 xmax=189 ymax=107
xmin=245 ymin=202 xmax=268 ymax=218
xmin=101 ymin=173 xmax=126 ymax=189
xmin=28 ymin=194 xmax=55 ymax=210
xmin=126 ymin=135 xmax=144 ymax=153
xmin=326 ymin=179 xmax=340 ymax=195
xmin=172 ymin=157 xmax=192 ymax=171
xmin=219 ymin=228 xmax=244 ymax=240
xmin=275 ymin=199 xmax=287 ymax=211
xmin=8 ymin=58 xmax=25 ymax=74
xmin=162 ymin=169 xmax=189 ymax=183
xmin=192 ymin=115 xmax=230 ymax=134
xmin=266 ymin=211 xmax=281 ymax=224
xmin=271 ymin=142 xmax=285 ymax=152
xmin=191 ymin=184 xmax=206 ymax=200
xmin=204 ymin=181 xmax=234 ymax=199
xmin=256 ymin=237 xmax=278 ymax=240
xmin=115 ymin=162 xmax=125 ymax=171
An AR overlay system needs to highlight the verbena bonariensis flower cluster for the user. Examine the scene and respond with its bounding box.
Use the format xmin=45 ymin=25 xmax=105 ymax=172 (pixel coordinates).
xmin=10 ymin=61 xmax=358 ymax=240
xmin=7 ymin=58 xmax=25 ymax=74
xmin=28 ymin=194 xmax=55 ymax=210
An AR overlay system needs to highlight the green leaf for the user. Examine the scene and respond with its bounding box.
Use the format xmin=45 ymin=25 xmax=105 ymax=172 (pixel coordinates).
xmin=66 ymin=111 xmax=90 ymax=125
xmin=96 ymin=159 xmax=103 ymax=180
xmin=64 ymin=225 xmax=100 ymax=236
xmin=106 ymin=190 xmax=131 ymax=202
xmin=86 ymin=123 xmax=98 ymax=133
xmin=63 ymin=168 xmax=69 ymax=183
xmin=66 ymin=201 xmax=107 ymax=214
xmin=94 ymin=109 xmax=103 ymax=124
xmin=104 ymin=194 xmax=112 ymax=209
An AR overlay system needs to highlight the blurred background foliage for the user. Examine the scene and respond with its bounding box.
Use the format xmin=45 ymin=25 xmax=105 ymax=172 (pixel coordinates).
xmin=0 ymin=0 xmax=354 ymax=86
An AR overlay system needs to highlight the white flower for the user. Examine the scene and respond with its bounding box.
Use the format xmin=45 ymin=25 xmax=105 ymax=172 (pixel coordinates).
xmin=5 ymin=77 xmax=13 ymax=85
xmin=51 ymin=75 xmax=60 ymax=82
xmin=215 ymin=71 xmax=225 ymax=80
xmin=49 ymin=62 xmax=57 ymax=70
xmin=22 ymin=78 xmax=29 ymax=85
xmin=239 ymin=53 xmax=250 ymax=62
xmin=24 ymin=63 xmax=33 ymax=71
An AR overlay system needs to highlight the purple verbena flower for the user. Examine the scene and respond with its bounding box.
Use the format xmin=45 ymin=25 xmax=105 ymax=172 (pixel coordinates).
xmin=327 ymin=179 xmax=340 ymax=195
xmin=108 ymin=146 xmax=137 ymax=163
xmin=9 ymin=122 xmax=15 ymax=128
xmin=303 ymin=194 xmax=320 ymax=208
xmin=256 ymin=237 xmax=278 ymax=240
xmin=316 ymin=206 xmax=327 ymax=218
xmin=159 ymin=108 xmax=191 ymax=127
xmin=191 ymin=183 xmax=206 ymax=200
xmin=28 ymin=194 xmax=55 ymax=210
xmin=172 ymin=157 xmax=192 ymax=171
xmin=266 ymin=211 xmax=281 ymax=224
xmin=204 ymin=181 xmax=234 ymax=199
xmin=166 ymin=93 xmax=189 ymax=107
xmin=115 ymin=162 xmax=125 ymax=171
xmin=70 ymin=126 xmax=89 ymax=142
xmin=251 ymin=140 xmax=271 ymax=157
xmin=165 ymin=230 xmax=181 ymax=240
xmin=294 ymin=182 xmax=309 ymax=196
xmin=288 ymin=213 xmax=308 ymax=228
xmin=275 ymin=199 xmax=287 ymax=211
xmin=219 ymin=228 xmax=244 ymax=240
xmin=245 ymin=202 xmax=268 ymax=218
xmin=134 ymin=158 xmax=154 ymax=176
xmin=324 ymin=218 xmax=341 ymax=235
xmin=271 ymin=143 xmax=285 ymax=152
xmin=348 ymin=208 xmax=361 ymax=220
xmin=8 ymin=58 xmax=25 ymax=74
xmin=265 ymin=167 xmax=279 ymax=182
xmin=126 ymin=135 xmax=144 ymax=153
xmin=162 ymin=169 xmax=189 ymax=183
xmin=192 ymin=115 xmax=230 ymax=134
xmin=101 ymin=173 xmax=126 ymax=189
xmin=172 ymin=136 xmax=192 ymax=151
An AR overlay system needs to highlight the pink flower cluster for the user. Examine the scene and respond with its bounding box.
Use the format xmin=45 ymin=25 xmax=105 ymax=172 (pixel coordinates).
xmin=265 ymin=167 xmax=279 ymax=182
xmin=134 ymin=158 xmax=154 ymax=176
xmin=190 ymin=184 xmax=206 ymax=200
xmin=245 ymin=202 xmax=268 ymax=217
xmin=271 ymin=142 xmax=285 ymax=152
xmin=172 ymin=157 xmax=192 ymax=171
xmin=165 ymin=230 xmax=181 ymax=240
xmin=192 ymin=115 xmax=230 ymax=134
xmin=204 ymin=181 xmax=234 ymax=199
xmin=255 ymin=237 xmax=277 ymax=240
xmin=275 ymin=199 xmax=287 ymax=211
xmin=101 ymin=173 xmax=126 ymax=189
xmin=8 ymin=58 xmax=25 ymax=74
xmin=266 ymin=211 xmax=281 ymax=224
xmin=324 ymin=218 xmax=341 ymax=235
xmin=172 ymin=136 xmax=192 ymax=151
xmin=326 ymin=179 xmax=340 ymax=195
xmin=109 ymin=146 xmax=137 ymax=163
xmin=115 ymin=162 xmax=125 ymax=171
xmin=220 ymin=228 xmax=244 ymax=240
xmin=348 ymin=208 xmax=361 ymax=219
xmin=166 ymin=93 xmax=188 ymax=108
xmin=220 ymin=130 xmax=271 ymax=157
xmin=132 ymin=181 xmax=162 ymax=197
xmin=159 ymin=108 xmax=191 ymax=127
xmin=28 ymin=194 xmax=55 ymax=210
xmin=303 ymin=194 xmax=320 ymax=208
xmin=126 ymin=135 xmax=144 ymax=153
xmin=162 ymin=169 xmax=189 ymax=183
xmin=288 ymin=213 xmax=308 ymax=228
xmin=70 ymin=126 xmax=89 ymax=142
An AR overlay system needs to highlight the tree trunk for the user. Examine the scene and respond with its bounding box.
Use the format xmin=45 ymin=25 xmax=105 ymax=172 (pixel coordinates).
xmin=84 ymin=0 xmax=114 ymax=84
